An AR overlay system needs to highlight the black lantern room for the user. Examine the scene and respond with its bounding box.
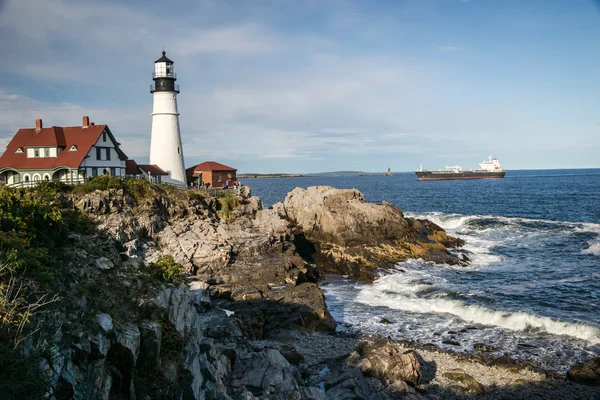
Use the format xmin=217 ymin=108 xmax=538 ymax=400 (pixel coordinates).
xmin=151 ymin=51 xmax=179 ymax=93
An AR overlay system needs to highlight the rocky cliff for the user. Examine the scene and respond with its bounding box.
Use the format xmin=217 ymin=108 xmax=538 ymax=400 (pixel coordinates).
xmin=0 ymin=182 xmax=481 ymax=399
xmin=280 ymin=186 xmax=467 ymax=282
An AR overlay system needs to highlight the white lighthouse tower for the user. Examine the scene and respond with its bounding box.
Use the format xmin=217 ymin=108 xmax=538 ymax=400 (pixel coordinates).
xmin=149 ymin=50 xmax=186 ymax=187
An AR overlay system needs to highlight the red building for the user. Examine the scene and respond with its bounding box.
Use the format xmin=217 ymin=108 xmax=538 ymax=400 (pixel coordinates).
xmin=186 ymin=161 xmax=237 ymax=188
xmin=125 ymin=159 xmax=169 ymax=184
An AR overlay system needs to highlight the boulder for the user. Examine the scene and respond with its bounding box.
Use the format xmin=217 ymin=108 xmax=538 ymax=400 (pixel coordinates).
xmin=567 ymin=357 xmax=600 ymax=385
xmin=324 ymin=367 xmax=371 ymax=400
xmin=96 ymin=313 xmax=113 ymax=332
xmin=443 ymin=368 xmax=485 ymax=394
xmin=349 ymin=339 xmax=421 ymax=386
xmin=231 ymin=348 xmax=300 ymax=396
xmin=282 ymin=186 xmax=467 ymax=281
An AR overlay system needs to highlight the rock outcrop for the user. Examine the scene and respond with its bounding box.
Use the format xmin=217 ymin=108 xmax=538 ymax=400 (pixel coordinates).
xmin=281 ymin=186 xmax=467 ymax=281
xmin=567 ymin=356 xmax=600 ymax=385
xmin=28 ymin=183 xmax=478 ymax=399
xmin=348 ymin=338 xmax=422 ymax=386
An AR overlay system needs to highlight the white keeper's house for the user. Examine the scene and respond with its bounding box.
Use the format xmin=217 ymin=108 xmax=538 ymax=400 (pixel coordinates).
xmin=0 ymin=116 xmax=128 ymax=187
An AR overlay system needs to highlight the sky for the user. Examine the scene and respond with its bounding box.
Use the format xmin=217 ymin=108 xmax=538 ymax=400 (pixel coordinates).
xmin=0 ymin=0 xmax=599 ymax=173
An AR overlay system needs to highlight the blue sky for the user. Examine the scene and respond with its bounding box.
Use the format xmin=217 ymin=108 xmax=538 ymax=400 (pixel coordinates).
xmin=0 ymin=0 xmax=599 ymax=173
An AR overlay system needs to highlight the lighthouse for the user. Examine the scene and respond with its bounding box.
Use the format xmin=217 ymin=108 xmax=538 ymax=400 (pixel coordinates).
xmin=149 ymin=50 xmax=186 ymax=187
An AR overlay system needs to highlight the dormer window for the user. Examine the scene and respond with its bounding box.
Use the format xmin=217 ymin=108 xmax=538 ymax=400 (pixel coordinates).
xmin=44 ymin=148 xmax=49 ymax=157
xmin=69 ymin=145 xmax=77 ymax=152
xmin=103 ymin=132 xmax=107 ymax=142
xmin=14 ymin=147 xmax=23 ymax=154
xmin=34 ymin=149 xmax=40 ymax=158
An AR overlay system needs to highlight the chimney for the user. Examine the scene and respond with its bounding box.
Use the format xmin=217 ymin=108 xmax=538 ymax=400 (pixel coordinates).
xmin=82 ymin=116 xmax=90 ymax=128
xmin=35 ymin=119 xmax=42 ymax=132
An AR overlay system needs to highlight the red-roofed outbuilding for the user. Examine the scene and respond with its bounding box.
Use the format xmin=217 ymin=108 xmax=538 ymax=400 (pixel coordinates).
xmin=186 ymin=161 xmax=237 ymax=188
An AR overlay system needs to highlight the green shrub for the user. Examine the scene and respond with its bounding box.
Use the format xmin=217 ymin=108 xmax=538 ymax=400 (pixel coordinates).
xmin=217 ymin=193 xmax=240 ymax=222
xmin=0 ymin=185 xmax=97 ymax=283
xmin=72 ymin=176 xmax=154 ymax=202
xmin=145 ymin=255 xmax=183 ymax=285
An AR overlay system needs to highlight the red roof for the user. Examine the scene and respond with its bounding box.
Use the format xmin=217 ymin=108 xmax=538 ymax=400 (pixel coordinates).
xmin=138 ymin=164 xmax=168 ymax=175
xmin=0 ymin=124 xmax=125 ymax=170
xmin=126 ymin=159 xmax=140 ymax=175
xmin=192 ymin=161 xmax=237 ymax=172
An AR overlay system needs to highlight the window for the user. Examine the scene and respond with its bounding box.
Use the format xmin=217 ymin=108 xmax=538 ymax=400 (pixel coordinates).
xmin=34 ymin=149 xmax=39 ymax=157
xmin=44 ymin=148 xmax=49 ymax=157
xmin=106 ymin=148 xmax=111 ymax=161
xmin=69 ymin=145 xmax=77 ymax=152
xmin=24 ymin=175 xmax=30 ymax=182
xmin=110 ymin=167 xmax=116 ymax=176
xmin=218 ymin=174 xmax=222 ymax=183
xmin=103 ymin=132 xmax=107 ymax=142
xmin=96 ymin=147 xmax=102 ymax=160
xmin=92 ymin=168 xmax=98 ymax=177
xmin=177 ymin=147 xmax=180 ymax=154
xmin=15 ymin=148 xmax=23 ymax=154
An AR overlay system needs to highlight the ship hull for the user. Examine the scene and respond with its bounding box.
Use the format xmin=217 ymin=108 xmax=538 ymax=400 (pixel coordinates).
xmin=415 ymin=171 xmax=506 ymax=181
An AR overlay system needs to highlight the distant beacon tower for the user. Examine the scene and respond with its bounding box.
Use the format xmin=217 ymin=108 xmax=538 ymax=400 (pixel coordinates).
xmin=149 ymin=50 xmax=186 ymax=187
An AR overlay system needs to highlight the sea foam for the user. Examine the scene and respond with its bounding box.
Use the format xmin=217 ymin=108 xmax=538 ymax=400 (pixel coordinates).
xmin=356 ymin=273 xmax=600 ymax=344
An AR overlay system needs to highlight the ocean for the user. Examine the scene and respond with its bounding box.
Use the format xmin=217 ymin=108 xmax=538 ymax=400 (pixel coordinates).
xmin=245 ymin=169 xmax=600 ymax=371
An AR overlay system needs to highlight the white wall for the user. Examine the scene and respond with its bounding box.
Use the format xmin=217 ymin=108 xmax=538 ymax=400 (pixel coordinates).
xmin=149 ymin=91 xmax=186 ymax=187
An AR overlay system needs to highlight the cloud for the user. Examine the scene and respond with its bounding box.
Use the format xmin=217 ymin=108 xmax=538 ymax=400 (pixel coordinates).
xmin=0 ymin=90 xmax=150 ymax=159
xmin=1 ymin=0 xmax=598 ymax=172
xmin=173 ymin=24 xmax=278 ymax=56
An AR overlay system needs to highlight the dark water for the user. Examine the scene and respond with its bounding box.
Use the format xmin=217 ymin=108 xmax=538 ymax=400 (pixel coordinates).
xmin=245 ymin=169 xmax=600 ymax=370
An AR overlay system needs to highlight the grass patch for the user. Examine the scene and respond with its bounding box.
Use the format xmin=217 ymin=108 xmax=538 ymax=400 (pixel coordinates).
xmin=143 ymin=255 xmax=183 ymax=285
xmin=71 ymin=176 xmax=154 ymax=203
xmin=217 ymin=193 xmax=240 ymax=222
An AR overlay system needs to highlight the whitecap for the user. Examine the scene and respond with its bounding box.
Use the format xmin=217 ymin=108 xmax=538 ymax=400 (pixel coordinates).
xmin=355 ymin=274 xmax=600 ymax=344
xmin=582 ymin=242 xmax=600 ymax=257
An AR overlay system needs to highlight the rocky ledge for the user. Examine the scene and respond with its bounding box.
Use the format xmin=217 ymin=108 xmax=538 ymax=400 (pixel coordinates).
xmin=13 ymin=182 xmax=597 ymax=399
xmin=280 ymin=186 xmax=468 ymax=282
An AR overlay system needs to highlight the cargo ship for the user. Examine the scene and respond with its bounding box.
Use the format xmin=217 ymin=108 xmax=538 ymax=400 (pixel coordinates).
xmin=415 ymin=156 xmax=505 ymax=181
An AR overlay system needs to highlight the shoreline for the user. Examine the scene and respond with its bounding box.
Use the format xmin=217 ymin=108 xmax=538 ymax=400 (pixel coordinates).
xmin=254 ymin=330 xmax=600 ymax=399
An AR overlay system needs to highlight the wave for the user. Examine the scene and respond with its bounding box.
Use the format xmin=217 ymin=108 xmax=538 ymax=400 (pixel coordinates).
xmin=356 ymin=273 xmax=600 ymax=344
xmin=583 ymin=242 xmax=600 ymax=257
xmin=406 ymin=211 xmax=600 ymax=259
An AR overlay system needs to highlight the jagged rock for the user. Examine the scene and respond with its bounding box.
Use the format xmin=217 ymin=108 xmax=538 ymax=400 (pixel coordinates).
xmin=567 ymin=356 xmax=600 ymax=385
xmin=238 ymin=196 xmax=264 ymax=217
xmin=115 ymin=323 xmax=141 ymax=364
xmin=94 ymin=257 xmax=114 ymax=270
xmin=190 ymin=280 xmax=212 ymax=312
xmin=231 ymin=348 xmax=300 ymax=396
xmin=96 ymin=313 xmax=113 ymax=332
xmin=139 ymin=321 xmax=162 ymax=369
xmin=488 ymin=355 xmax=522 ymax=373
xmin=206 ymin=317 xmax=244 ymax=341
xmin=324 ymin=367 xmax=371 ymax=400
xmin=349 ymin=338 xmax=421 ymax=386
xmin=443 ymin=368 xmax=485 ymax=394
xmin=282 ymin=186 xmax=466 ymax=281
